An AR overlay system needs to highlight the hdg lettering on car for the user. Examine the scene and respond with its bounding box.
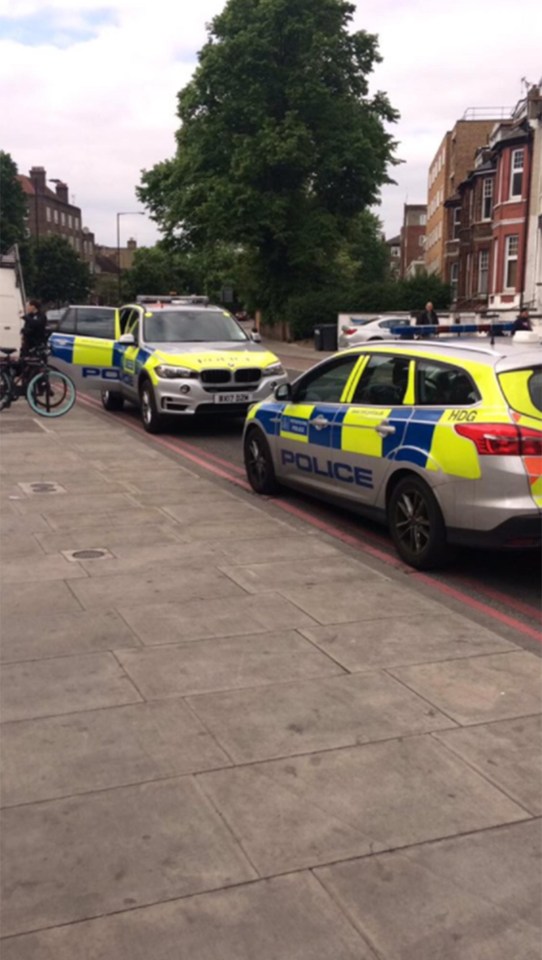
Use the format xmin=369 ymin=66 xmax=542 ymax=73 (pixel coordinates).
xmin=280 ymin=450 xmax=373 ymax=488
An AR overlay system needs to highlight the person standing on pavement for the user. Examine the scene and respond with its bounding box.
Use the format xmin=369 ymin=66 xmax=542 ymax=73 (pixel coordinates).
xmin=20 ymin=299 xmax=48 ymax=357
xmin=512 ymin=308 xmax=532 ymax=334
xmin=416 ymin=301 xmax=439 ymax=327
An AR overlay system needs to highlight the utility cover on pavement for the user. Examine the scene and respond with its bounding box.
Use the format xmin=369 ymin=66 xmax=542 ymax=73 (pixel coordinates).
xmin=62 ymin=548 xmax=113 ymax=562
xmin=19 ymin=481 xmax=66 ymax=495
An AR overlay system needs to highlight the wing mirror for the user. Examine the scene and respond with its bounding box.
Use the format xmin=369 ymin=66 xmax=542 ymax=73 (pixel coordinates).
xmin=250 ymin=330 xmax=262 ymax=343
xmin=118 ymin=332 xmax=135 ymax=344
xmin=274 ymin=382 xmax=292 ymax=401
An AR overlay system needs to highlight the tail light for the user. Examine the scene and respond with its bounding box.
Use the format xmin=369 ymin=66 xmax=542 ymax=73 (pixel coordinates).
xmin=454 ymin=423 xmax=542 ymax=456
xmin=342 ymin=328 xmax=357 ymax=336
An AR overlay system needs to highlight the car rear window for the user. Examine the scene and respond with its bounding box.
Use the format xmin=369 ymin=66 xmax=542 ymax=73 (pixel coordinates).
xmin=498 ymin=366 xmax=542 ymax=419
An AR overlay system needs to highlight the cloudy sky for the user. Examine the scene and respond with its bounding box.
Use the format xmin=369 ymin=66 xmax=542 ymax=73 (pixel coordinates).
xmin=1 ymin=0 xmax=540 ymax=248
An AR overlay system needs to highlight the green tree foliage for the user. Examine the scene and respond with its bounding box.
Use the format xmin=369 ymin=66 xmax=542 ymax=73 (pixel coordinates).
xmin=0 ymin=151 xmax=27 ymax=253
xmin=28 ymin=235 xmax=92 ymax=304
xmin=138 ymin=0 xmax=398 ymax=323
xmin=122 ymin=241 xmax=244 ymax=305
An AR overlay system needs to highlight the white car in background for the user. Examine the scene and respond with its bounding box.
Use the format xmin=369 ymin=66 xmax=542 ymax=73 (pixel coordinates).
xmin=338 ymin=316 xmax=412 ymax=349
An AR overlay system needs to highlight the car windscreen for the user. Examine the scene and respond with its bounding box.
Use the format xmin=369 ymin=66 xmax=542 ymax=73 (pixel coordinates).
xmin=498 ymin=365 xmax=542 ymax=419
xmin=143 ymin=310 xmax=248 ymax=343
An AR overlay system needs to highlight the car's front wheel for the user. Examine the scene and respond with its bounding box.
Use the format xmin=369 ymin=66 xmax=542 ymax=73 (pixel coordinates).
xmin=139 ymin=380 xmax=164 ymax=434
xmin=101 ymin=390 xmax=124 ymax=412
xmin=387 ymin=475 xmax=449 ymax=569
xmin=244 ymin=428 xmax=279 ymax=494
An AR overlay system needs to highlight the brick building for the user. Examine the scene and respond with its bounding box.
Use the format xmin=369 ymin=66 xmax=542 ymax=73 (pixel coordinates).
xmin=385 ymin=235 xmax=401 ymax=278
xmin=17 ymin=166 xmax=95 ymax=271
xmin=400 ymin=204 xmax=427 ymax=278
xmin=447 ymin=84 xmax=541 ymax=313
xmin=425 ymin=115 xmax=509 ymax=282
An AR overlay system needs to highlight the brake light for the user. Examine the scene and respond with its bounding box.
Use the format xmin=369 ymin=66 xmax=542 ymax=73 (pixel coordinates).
xmin=343 ymin=328 xmax=357 ymax=335
xmin=454 ymin=423 xmax=542 ymax=456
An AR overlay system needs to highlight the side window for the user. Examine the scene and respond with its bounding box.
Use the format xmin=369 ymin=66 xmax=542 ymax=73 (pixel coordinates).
xmin=125 ymin=310 xmax=141 ymax=342
xmin=58 ymin=308 xmax=77 ymax=334
xmin=76 ymin=308 xmax=115 ymax=339
xmin=416 ymin=360 xmax=480 ymax=406
xmin=352 ymin=354 xmax=410 ymax=405
xmin=119 ymin=308 xmax=132 ymax=333
xmin=293 ymin=355 xmax=359 ymax=404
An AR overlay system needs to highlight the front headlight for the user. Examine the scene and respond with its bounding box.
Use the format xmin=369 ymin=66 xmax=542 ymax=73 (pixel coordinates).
xmin=262 ymin=362 xmax=284 ymax=377
xmin=154 ymin=365 xmax=196 ymax=379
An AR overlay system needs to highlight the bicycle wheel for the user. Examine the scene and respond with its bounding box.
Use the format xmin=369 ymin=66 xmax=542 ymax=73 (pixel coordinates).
xmin=0 ymin=369 xmax=13 ymax=410
xmin=26 ymin=369 xmax=76 ymax=417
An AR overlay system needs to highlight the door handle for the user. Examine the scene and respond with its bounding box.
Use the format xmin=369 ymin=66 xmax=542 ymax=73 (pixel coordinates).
xmin=375 ymin=422 xmax=396 ymax=437
xmin=310 ymin=415 xmax=330 ymax=430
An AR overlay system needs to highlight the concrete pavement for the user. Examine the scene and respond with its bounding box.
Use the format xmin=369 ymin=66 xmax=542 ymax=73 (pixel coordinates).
xmin=1 ymin=400 xmax=541 ymax=959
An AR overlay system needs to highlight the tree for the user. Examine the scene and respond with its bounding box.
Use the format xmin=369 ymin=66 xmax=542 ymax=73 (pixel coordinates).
xmin=139 ymin=0 xmax=398 ymax=324
xmin=28 ymin=235 xmax=92 ymax=304
xmin=0 ymin=151 xmax=27 ymax=253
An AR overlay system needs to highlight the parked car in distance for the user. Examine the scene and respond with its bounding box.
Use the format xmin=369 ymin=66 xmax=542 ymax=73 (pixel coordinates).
xmin=338 ymin=316 xmax=412 ymax=349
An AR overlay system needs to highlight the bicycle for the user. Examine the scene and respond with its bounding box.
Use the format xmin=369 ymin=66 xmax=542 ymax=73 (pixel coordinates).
xmin=0 ymin=346 xmax=76 ymax=417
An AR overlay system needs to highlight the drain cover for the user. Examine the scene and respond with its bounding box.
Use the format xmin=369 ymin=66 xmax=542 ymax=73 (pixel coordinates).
xmin=19 ymin=481 xmax=66 ymax=495
xmin=62 ymin=548 xmax=112 ymax=562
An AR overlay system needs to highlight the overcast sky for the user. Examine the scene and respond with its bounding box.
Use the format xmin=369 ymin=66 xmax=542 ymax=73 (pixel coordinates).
xmin=1 ymin=0 xmax=540 ymax=249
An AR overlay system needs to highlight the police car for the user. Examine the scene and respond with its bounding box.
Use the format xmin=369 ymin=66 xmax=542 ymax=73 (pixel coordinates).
xmin=243 ymin=338 xmax=542 ymax=568
xmin=49 ymin=300 xmax=287 ymax=433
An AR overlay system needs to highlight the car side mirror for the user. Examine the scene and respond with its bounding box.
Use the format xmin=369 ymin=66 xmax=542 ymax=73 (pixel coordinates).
xmin=250 ymin=330 xmax=262 ymax=343
xmin=274 ymin=382 xmax=292 ymax=401
xmin=118 ymin=333 xmax=135 ymax=344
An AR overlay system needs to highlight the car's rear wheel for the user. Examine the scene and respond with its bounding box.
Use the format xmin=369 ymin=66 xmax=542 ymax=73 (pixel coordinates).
xmin=101 ymin=390 xmax=124 ymax=412
xmin=387 ymin=475 xmax=449 ymax=569
xmin=139 ymin=380 xmax=164 ymax=434
xmin=244 ymin=428 xmax=279 ymax=494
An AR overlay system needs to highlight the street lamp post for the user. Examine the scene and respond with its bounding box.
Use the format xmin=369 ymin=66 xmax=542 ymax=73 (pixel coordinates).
xmin=116 ymin=211 xmax=144 ymax=302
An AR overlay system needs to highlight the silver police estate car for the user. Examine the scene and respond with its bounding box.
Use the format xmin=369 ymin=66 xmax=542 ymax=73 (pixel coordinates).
xmin=243 ymin=338 xmax=542 ymax=568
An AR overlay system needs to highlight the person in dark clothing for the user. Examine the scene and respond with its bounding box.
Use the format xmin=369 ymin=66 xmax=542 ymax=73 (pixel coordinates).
xmin=512 ymin=308 xmax=532 ymax=334
xmin=416 ymin=302 xmax=439 ymax=326
xmin=21 ymin=299 xmax=48 ymax=356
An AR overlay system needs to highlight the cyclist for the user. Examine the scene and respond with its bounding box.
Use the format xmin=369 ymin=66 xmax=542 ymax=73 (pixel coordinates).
xmin=20 ymin=299 xmax=48 ymax=358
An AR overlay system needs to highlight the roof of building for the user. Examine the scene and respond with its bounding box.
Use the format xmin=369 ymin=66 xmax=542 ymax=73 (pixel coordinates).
xmin=386 ymin=235 xmax=401 ymax=246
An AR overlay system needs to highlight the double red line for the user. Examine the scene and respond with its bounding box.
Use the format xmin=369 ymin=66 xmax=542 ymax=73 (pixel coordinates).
xmin=78 ymin=392 xmax=542 ymax=644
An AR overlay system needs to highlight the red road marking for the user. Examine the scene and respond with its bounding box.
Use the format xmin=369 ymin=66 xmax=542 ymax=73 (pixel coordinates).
xmin=76 ymin=393 xmax=542 ymax=643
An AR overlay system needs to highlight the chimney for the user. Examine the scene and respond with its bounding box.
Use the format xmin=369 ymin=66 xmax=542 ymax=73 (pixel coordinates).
xmin=29 ymin=166 xmax=46 ymax=193
xmin=55 ymin=182 xmax=69 ymax=204
xmin=127 ymin=238 xmax=137 ymax=250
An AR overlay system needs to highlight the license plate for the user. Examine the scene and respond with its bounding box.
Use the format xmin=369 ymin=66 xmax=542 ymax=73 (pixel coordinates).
xmin=213 ymin=392 xmax=251 ymax=404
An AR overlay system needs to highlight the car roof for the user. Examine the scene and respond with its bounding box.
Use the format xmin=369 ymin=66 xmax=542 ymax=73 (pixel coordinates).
xmin=343 ymin=338 xmax=542 ymax=367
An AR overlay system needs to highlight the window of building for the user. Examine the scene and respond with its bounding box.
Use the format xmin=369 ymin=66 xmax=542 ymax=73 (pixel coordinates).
xmin=420 ymin=214 xmax=427 ymax=225
xmin=510 ymin=149 xmax=524 ymax=198
xmin=60 ymin=212 xmax=66 ymax=226
xmin=75 ymin=237 xmax=80 ymax=251
xmin=478 ymin=250 xmax=489 ymax=295
xmin=493 ymin=239 xmax=499 ymax=294
xmin=452 ymin=207 xmax=461 ymax=240
xmin=68 ymin=214 xmax=73 ymax=229
xmin=53 ymin=209 xmax=58 ymax=223
xmin=75 ymin=217 xmax=80 ymax=230
xmin=46 ymin=206 xmax=51 ymax=222
xmin=450 ymin=262 xmax=459 ymax=300
xmin=419 ymin=235 xmax=426 ymax=247
xmin=482 ymin=179 xmax=493 ymax=220
xmin=505 ymin=235 xmax=519 ymax=288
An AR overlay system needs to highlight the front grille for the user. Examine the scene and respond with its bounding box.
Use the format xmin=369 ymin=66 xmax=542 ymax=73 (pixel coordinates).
xmin=201 ymin=369 xmax=231 ymax=384
xmin=235 ymin=368 xmax=261 ymax=384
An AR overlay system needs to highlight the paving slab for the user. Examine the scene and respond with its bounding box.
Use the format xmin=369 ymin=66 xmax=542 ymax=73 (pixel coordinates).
xmin=0 ymin=580 xmax=82 ymax=617
xmin=0 ymin=777 xmax=256 ymax=937
xmin=299 ymin=614 xmax=515 ymax=671
xmin=390 ymin=651 xmax=542 ymax=725
xmin=0 ymin=554 xmax=87 ymax=583
xmin=116 ymin=630 xmax=343 ymax=699
xmin=220 ymin=555 xmax=384 ymax=593
xmin=281 ymin=579 xmax=443 ymax=624
xmin=0 ymin=872 xmax=375 ymax=960
xmin=35 ymin=523 xmax=183 ymax=554
xmin=434 ymin=715 xmax=542 ymax=815
xmin=118 ymin=592 xmax=316 ymax=645
xmin=216 ymin=533 xmax=338 ymax=564
xmin=197 ymin=737 xmax=527 ymax=875
xmin=126 ymin=484 xmax=240 ymax=506
xmin=0 ymin=653 xmax=142 ymax=722
xmin=0 ymin=609 xmax=140 ymax=662
xmin=316 ymin=819 xmax=542 ymax=960
xmin=69 ymin=564 xmax=245 ymax=609
xmin=10 ymin=492 xmax=136 ymax=516
xmin=0 ymin=513 xmax=52 ymax=535
xmin=188 ymin=671 xmax=456 ymax=762
xmin=180 ymin=517 xmax=293 ymax=541
xmin=43 ymin=506 xmax=168 ymax=532
xmin=162 ymin=498 xmax=267 ymax=525
xmin=1 ymin=700 xmax=230 ymax=806
xmin=79 ymin=540 xmax=218 ymax=575
xmin=0 ymin=534 xmax=45 ymax=559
